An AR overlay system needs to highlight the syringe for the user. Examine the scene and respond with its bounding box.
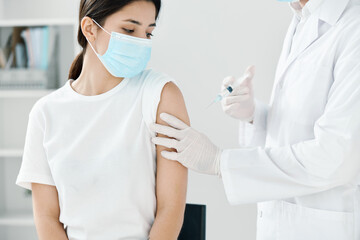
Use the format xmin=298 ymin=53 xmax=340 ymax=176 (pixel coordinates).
xmin=207 ymin=66 xmax=254 ymax=108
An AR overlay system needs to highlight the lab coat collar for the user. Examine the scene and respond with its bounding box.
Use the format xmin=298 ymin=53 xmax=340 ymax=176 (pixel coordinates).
xmin=284 ymin=15 xmax=319 ymax=70
xmin=317 ymin=0 xmax=350 ymax=26
xmin=289 ymin=2 xmax=303 ymax=19
xmin=304 ymin=0 xmax=325 ymax=18
xmin=289 ymin=0 xmax=350 ymax=26
xmin=278 ymin=16 xmax=300 ymax=66
xmin=290 ymin=0 xmax=324 ymax=20
xmin=275 ymin=13 xmax=319 ymax=85
xmin=273 ymin=15 xmax=300 ymax=86
xmin=277 ymin=0 xmax=350 ymax=83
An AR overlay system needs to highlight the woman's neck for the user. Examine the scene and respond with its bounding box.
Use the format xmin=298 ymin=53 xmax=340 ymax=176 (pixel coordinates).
xmin=71 ymin=49 xmax=124 ymax=96
xmin=300 ymin=0 xmax=309 ymax=8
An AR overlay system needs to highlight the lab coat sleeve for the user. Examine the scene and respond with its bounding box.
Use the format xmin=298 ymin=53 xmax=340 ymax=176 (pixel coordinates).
xmin=238 ymin=99 xmax=269 ymax=148
xmin=221 ymin=31 xmax=360 ymax=205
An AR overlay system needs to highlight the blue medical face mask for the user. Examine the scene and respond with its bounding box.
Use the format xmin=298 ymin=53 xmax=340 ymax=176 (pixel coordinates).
xmin=86 ymin=18 xmax=152 ymax=78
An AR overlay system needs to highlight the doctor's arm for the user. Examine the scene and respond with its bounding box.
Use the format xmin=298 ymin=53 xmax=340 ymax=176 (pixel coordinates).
xmin=221 ymin=33 xmax=360 ymax=204
xmin=32 ymin=183 xmax=68 ymax=240
xmin=148 ymin=82 xmax=188 ymax=240
xmin=151 ymin=33 xmax=360 ymax=205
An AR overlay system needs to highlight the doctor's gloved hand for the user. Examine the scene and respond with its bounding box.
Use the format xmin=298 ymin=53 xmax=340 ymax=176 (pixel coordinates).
xmin=150 ymin=113 xmax=223 ymax=177
xmin=221 ymin=65 xmax=255 ymax=122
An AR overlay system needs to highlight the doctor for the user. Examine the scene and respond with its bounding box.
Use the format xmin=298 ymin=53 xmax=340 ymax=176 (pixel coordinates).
xmin=150 ymin=0 xmax=360 ymax=239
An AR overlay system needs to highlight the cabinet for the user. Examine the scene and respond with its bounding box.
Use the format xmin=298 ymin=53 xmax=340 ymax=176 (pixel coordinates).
xmin=0 ymin=0 xmax=79 ymax=239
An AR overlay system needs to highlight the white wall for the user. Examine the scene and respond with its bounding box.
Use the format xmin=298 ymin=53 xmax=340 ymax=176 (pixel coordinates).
xmin=2 ymin=0 xmax=76 ymax=19
xmin=0 ymin=1 xmax=3 ymax=18
xmin=149 ymin=1 xmax=293 ymax=239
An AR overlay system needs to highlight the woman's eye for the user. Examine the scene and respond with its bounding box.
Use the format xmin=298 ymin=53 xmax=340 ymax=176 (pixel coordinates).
xmin=123 ymin=28 xmax=134 ymax=33
xmin=146 ymin=33 xmax=153 ymax=38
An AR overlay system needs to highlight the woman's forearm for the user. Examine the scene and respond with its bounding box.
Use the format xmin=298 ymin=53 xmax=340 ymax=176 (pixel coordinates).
xmin=148 ymin=206 xmax=185 ymax=240
xmin=35 ymin=215 xmax=68 ymax=240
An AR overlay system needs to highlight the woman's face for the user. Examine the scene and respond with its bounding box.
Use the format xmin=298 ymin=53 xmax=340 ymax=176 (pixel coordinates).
xmin=85 ymin=1 xmax=157 ymax=56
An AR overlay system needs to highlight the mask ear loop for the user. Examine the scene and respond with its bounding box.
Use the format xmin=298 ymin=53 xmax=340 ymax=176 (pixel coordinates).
xmin=91 ymin=18 xmax=112 ymax=36
xmin=83 ymin=18 xmax=111 ymax=56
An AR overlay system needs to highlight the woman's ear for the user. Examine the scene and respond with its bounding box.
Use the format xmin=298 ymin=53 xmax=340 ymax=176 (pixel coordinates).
xmin=81 ymin=16 xmax=98 ymax=42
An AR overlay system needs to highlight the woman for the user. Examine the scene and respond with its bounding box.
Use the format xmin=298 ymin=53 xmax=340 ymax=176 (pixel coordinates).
xmin=15 ymin=0 xmax=189 ymax=239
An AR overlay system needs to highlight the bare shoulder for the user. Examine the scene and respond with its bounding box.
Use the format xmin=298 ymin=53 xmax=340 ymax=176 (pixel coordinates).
xmin=157 ymin=81 xmax=190 ymax=126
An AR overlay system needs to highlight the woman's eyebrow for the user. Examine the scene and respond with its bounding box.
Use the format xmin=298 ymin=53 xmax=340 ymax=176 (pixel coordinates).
xmin=123 ymin=19 xmax=156 ymax=27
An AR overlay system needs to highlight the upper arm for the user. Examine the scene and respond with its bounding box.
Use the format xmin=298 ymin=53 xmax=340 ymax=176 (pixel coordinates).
xmin=32 ymin=183 xmax=61 ymax=220
xmin=155 ymin=82 xmax=189 ymax=211
xmin=31 ymin=183 xmax=69 ymax=240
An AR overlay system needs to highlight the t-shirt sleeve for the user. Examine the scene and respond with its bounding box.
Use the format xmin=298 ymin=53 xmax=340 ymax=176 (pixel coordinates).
xmin=141 ymin=69 xmax=178 ymax=136
xmin=15 ymin=100 xmax=56 ymax=191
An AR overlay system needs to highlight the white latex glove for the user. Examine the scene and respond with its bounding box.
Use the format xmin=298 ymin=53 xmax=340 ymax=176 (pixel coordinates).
xmin=221 ymin=65 xmax=255 ymax=122
xmin=150 ymin=113 xmax=222 ymax=176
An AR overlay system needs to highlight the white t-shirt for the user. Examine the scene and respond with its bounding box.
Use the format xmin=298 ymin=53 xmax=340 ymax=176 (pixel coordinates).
xmin=16 ymin=69 xmax=176 ymax=240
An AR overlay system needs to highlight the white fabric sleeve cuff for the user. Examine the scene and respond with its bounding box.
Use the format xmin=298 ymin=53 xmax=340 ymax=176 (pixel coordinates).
xmin=16 ymin=173 xmax=56 ymax=191
xmin=141 ymin=70 xmax=178 ymax=137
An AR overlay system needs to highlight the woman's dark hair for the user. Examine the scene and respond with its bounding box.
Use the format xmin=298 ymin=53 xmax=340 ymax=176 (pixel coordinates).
xmin=68 ymin=0 xmax=161 ymax=80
